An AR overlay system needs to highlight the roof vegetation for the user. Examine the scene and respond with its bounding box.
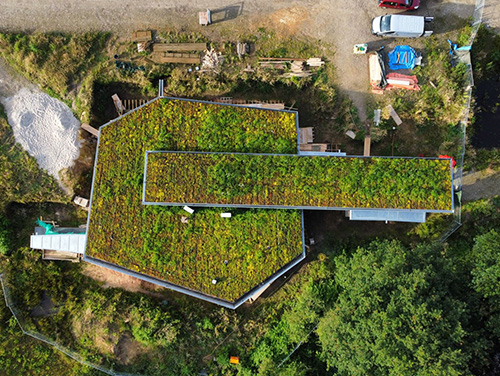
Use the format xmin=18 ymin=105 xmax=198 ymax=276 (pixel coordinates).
xmin=86 ymin=98 xmax=303 ymax=302
xmin=145 ymin=152 xmax=453 ymax=211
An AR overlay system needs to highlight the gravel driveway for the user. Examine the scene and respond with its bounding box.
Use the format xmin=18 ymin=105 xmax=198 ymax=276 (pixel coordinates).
xmin=0 ymin=0 xmax=493 ymax=119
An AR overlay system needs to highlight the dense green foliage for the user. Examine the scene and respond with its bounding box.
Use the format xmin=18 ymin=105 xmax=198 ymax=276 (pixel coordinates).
xmin=0 ymin=295 xmax=92 ymax=376
xmin=470 ymin=26 xmax=500 ymax=82
xmin=471 ymin=230 xmax=500 ymax=299
xmin=146 ymin=152 xmax=453 ymax=210
xmin=0 ymin=214 xmax=10 ymax=255
xmin=87 ymin=98 xmax=302 ymax=301
xmin=317 ymin=240 xmax=474 ymax=376
xmin=2 ymin=198 xmax=500 ymax=375
xmin=471 ymin=230 xmax=500 ymax=338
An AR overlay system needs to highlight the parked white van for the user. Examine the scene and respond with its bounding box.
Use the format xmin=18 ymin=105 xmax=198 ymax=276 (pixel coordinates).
xmin=371 ymin=15 xmax=434 ymax=37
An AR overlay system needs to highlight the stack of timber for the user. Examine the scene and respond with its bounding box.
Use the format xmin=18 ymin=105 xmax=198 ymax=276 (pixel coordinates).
xmin=213 ymin=97 xmax=285 ymax=110
xmin=153 ymin=43 xmax=206 ymax=52
xmin=259 ymin=57 xmax=323 ymax=77
xmin=132 ymin=31 xmax=153 ymax=52
xmin=42 ymin=249 xmax=81 ymax=262
xmin=306 ymin=58 xmax=325 ymax=67
xmin=151 ymin=43 xmax=206 ymax=64
xmin=152 ymin=52 xmax=201 ymax=64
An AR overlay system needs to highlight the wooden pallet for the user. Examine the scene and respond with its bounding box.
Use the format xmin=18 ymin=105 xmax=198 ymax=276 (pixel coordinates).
xmin=131 ymin=30 xmax=152 ymax=42
xmin=299 ymin=127 xmax=314 ymax=144
xmin=153 ymin=43 xmax=206 ymax=52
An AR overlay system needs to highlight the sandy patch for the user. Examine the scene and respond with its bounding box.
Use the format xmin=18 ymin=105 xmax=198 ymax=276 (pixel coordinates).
xmin=1 ymin=88 xmax=81 ymax=181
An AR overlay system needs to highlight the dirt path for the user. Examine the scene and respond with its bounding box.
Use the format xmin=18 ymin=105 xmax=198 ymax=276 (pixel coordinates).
xmin=82 ymin=263 xmax=164 ymax=298
xmin=1 ymin=0 xmax=486 ymax=121
xmin=462 ymin=169 xmax=500 ymax=201
xmin=483 ymin=0 xmax=500 ymax=31
xmin=0 ymin=57 xmax=36 ymax=99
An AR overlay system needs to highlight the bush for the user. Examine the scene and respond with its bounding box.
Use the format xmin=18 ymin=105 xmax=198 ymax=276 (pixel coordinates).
xmin=0 ymin=215 xmax=10 ymax=255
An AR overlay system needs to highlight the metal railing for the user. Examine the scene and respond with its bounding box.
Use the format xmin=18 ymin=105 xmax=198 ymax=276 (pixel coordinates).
xmin=0 ymin=272 xmax=137 ymax=376
xmin=438 ymin=0 xmax=485 ymax=242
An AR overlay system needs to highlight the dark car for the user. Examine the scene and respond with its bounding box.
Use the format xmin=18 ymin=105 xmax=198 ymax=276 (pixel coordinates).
xmin=378 ymin=0 xmax=420 ymax=10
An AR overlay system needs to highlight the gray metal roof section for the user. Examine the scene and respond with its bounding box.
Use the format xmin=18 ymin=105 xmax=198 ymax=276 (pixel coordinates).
xmin=348 ymin=209 xmax=427 ymax=223
xmin=30 ymin=233 xmax=87 ymax=254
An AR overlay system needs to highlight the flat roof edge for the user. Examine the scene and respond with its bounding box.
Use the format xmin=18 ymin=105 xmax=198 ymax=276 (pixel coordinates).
xmin=83 ymin=248 xmax=307 ymax=309
xmin=142 ymin=201 xmax=453 ymax=213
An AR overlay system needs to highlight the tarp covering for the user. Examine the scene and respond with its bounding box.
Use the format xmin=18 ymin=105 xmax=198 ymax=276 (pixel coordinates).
xmin=370 ymin=48 xmax=388 ymax=90
xmin=448 ymin=39 xmax=472 ymax=67
xmin=388 ymin=45 xmax=416 ymax=70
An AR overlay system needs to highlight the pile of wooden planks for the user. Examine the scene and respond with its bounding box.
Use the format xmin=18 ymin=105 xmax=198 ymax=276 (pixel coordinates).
xmin=259 ymin=57 xmax=323 ymax=77
xmin=153 ymin=43 xmax=206 ymax=52
xmin=151 ymin=43 xmax=206 ymax=64
xmin=152 ymin=52 xmax=201 ymax=64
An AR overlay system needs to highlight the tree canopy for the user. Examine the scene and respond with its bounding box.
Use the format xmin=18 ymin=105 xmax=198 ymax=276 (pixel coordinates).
xmin=317 ymin=240 xmax=473 ymax=376
xmin=471 ymin=229 xmax=500 ymax=338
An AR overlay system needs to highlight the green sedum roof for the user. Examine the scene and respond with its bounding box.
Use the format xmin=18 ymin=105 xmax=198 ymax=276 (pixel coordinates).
xmin=86 ymin=98 xmax=303 ymax=303
xmin=144 ymin=152 xmax=453 ymax=211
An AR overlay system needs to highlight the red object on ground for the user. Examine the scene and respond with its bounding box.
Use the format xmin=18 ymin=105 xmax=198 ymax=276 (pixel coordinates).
xmin=439 ymin=154 xmax=456 ymax=168
xmin=378 ymin=0 xmax=421 ymax=10
xmin=385 ymin=73 xmax=420 ymax=91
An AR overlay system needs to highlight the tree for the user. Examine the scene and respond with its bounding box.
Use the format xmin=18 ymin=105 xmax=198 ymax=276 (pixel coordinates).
xmin=317 ymin=240 xmax=476 ymax=376
xmin=471 ymin=230 xmax=500 ymax=338
xmin=471 ymin=230 xmax=500 ymax=299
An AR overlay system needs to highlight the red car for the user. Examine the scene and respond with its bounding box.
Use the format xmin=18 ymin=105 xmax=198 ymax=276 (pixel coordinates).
xmin=378 ymin=0 xmax=420 ymax=10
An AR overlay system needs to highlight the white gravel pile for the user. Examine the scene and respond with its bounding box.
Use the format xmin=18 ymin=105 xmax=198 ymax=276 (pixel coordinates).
xmin=1 ymin=88 xmax=81 ymax=180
